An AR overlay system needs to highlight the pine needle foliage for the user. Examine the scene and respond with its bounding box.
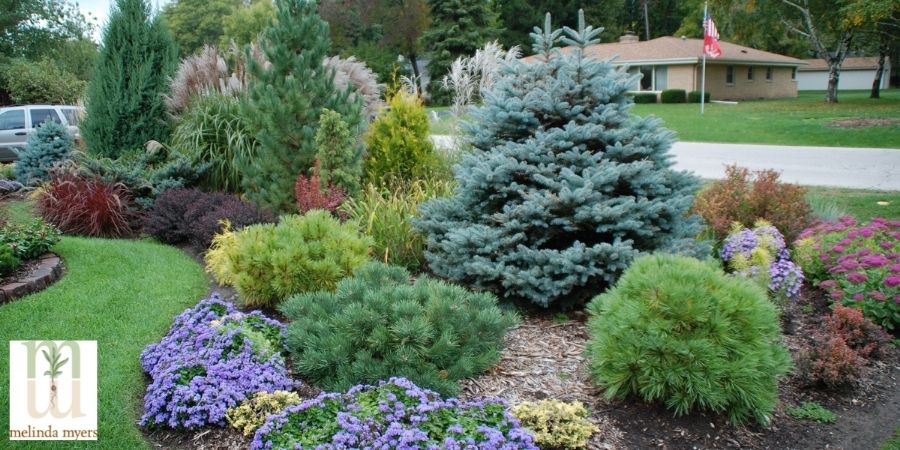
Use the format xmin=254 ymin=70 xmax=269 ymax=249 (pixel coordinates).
xmin=415 ymin=12 xmax=705 ymax=308
xmin=585 ymin=254 xmax=791 ymax=426
xmin=14 ymin=120 xmax=74 ymax=186
xmin=81 ymin=0 xmax=178 ymax=158
xmin=314 ymin=109 xmax=362 ymax=195
xmin=279 ymin=262 xmax=517 ymax=396
xmin=240 ymin=0 xmax=362 ymax=213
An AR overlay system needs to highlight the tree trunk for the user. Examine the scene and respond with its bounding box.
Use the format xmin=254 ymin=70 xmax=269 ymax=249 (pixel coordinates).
xmin=826 ymin=62 xmax=841 ymax=103
xmin=870 ymin=50 xmax=887 ymax=99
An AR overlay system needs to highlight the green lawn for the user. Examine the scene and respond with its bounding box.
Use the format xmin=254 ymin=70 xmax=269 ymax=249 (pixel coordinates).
xmin=430 ymin=90 xmax=900 ymax=148
xmin=631 ymin=90 xmax=900 ymax=148
xmin=0 ymin=232 xmax=207 ymax=448
xmin=805 ymin=187 xmax=900 ymax=221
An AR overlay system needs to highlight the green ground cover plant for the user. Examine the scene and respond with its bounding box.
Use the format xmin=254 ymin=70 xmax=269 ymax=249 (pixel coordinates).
xmin=0 ymin=233 xmax=208 ymax=448
xmin=786 ymin=402 xmax=837 ymax=423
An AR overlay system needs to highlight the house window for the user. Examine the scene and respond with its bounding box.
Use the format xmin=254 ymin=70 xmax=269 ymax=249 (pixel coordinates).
xmin=791 ymin=67 xmax=797 ymax=80
xmin=747 ymin=67 xmax=754 ymax=81
xmin=766 ymin=67 xmax=773 ymax=81
xmin=639 ymin=66 xmax=653 ymax=90
xmin=726 ymin=65 xmax=734 ymax=84
xmin=654 ymin=66 xmax=668 ymax=90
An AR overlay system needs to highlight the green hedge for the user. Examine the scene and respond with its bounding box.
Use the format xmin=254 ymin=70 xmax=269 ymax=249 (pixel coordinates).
xmin=688 ymin=91 xmax=711 ymax=103
xmin=632 ymin=92 xmax=657 ymax=104
xmin=660 ymin=89 xmax=687 ymax=103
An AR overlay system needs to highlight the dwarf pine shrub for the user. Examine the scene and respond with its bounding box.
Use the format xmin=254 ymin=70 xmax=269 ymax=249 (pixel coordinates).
xmin=279 ymin=262 xmax=517 ymax=396
xmin=207 ymin=211 xmax=372 ymax=307
xmin=415 ymin=12 xmax=704 ymax=308
xmin=585 ymin=254 xmax=791 ymax=425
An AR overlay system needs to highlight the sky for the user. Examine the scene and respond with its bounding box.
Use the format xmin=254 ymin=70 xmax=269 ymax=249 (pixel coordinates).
xmin=77 ymin=0 xmax=172 ymax=40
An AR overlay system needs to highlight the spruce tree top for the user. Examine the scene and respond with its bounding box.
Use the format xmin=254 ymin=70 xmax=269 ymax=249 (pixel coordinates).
xmin=415 ymin=11 xmax=705 ymax=308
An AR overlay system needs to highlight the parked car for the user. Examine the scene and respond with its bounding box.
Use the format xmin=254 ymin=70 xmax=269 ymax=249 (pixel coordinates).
xmin=0 ymin=105 xmax=83 ymax=162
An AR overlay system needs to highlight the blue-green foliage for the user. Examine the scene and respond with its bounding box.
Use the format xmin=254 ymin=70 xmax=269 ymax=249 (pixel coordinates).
xmin=15 ymin=120 xmax=73 ymax=186
xmin=415 ymin=12 xmax=706 ymax=308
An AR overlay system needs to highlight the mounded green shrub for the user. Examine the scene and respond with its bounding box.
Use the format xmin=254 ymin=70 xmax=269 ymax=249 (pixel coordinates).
xmin=632 ymin=92 xmax=657 ymax=104
xmin=315 ymin=109 xmax=363 ymax=195
xmin=660 ymin=89 xmax=686 ymax=103
xmin=207 ymin=210 xmax=372 ymax=307
xmin=585 ymin=254 xmax=791 ymax=425
xmin=511 ymin=400 xmax=598 ymax=450
xmin=279 ymin=262 xmax=517 ymax=396
xmin=14 ymin=120 xmax=74 ymax=186
xmin=688 ymin=90 xmax=711 ymax=103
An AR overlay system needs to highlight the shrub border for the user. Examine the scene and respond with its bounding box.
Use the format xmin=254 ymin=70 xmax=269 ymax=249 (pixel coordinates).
xmin=0 ymin=253 xmax=64 ymax=303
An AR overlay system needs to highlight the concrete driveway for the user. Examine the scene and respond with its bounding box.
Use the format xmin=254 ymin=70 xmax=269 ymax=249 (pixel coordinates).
xmin=431 ymin=136 xmax=900 ymax=191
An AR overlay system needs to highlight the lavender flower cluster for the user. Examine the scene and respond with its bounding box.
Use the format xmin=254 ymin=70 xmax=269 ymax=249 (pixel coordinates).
xmin=251 ymin=377 xmax=538 ymax=450
xmin=720 ymin=222 xmax=804 ymax=302
xmin=140 ymin=295 xmax=297 ymax=429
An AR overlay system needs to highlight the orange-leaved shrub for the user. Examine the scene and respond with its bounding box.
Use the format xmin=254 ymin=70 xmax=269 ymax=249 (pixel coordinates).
xmin=295 ymin=165 xmax=346 ymax=216
xmin=827 ymin=305 xmax=892 ymax=359
xmin=795 ymin=335 xmax=864 ymax=389
xmin=693 ymin=165 xmax=813 ymax=242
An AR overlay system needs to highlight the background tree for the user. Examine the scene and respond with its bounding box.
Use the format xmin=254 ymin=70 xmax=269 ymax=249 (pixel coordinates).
xmin=241 ymin=0 xmax=362 ymax=213
xmin=163 ymin=0 xmax=242 ymax=55
xmin=82 ymin=0 xmax=178 ymax=158
xmin=380 ymin=0 xmax=430 ymax=88
xmin=420 ymin=0 xmax=495 ymax=104
xmin=0 ymin=0 xmax=95 ymax=59
xmin=220 ymin=0 xmax=274 ymax=48
xmin=842 ymin=0 xmax=899 ymax=97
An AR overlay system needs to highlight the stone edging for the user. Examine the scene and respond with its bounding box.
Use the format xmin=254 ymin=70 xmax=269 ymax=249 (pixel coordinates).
xmin=0 ymin=253 xmax=64 ymax=304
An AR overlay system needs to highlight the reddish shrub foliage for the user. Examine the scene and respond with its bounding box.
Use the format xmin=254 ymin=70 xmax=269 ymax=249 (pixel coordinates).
xmin=693 ymin=165 xmax=813 ymax=242
xmin=295 ymin=172 xmax=346 ymax=215
xmin=37 ymin=173 xmax=136 ymax=237
xmin=145 ymin=188 xmax=273 ymax=249
xmin=795 ymin=335 xmax=865 ymax=389
xmin=827 ymin=305 xmax=892 ymax=359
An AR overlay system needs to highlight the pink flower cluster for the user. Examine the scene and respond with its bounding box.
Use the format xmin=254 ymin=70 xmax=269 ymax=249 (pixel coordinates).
xmin=797 ymin=217 xmax=899 ymax=331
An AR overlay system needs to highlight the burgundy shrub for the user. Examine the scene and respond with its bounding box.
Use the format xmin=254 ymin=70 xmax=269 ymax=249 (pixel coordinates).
xmin=295 ymin=173 xmax=345 ymax=215
xmin=37 ymin=173 xmax=136 ymax=237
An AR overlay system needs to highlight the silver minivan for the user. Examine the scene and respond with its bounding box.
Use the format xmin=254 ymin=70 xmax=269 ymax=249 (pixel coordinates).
xmin=0 ymin=105 xmax=83 ymax=162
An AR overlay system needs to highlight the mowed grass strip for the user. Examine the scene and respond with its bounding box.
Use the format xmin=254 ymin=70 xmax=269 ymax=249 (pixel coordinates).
xmin=0 ymin=236 xmax=208 ymax=449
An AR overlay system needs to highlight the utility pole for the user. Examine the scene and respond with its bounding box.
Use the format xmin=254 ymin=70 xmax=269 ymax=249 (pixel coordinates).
xmin=642 ymin=0 xmax=650 ymax=40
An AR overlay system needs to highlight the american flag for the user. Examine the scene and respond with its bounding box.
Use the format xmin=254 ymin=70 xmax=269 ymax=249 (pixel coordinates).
xmin=703 ymin=15 xmax=722 ymax=58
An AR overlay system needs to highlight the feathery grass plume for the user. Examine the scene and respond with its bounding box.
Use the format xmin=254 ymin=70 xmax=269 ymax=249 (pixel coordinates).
xmin=324 ymin=56 xmax=384 ymax=120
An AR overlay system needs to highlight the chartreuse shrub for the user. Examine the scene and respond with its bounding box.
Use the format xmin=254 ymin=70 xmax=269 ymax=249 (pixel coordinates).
xmin=720 ymin=221 xmax=804 ymax=306
xmin=205 ymin=211 xmax=372 ymax=307
xmin=341 ymin=179 xmax=454 ymax=270
xmin=511 ymin=400 xmax=597 ymax=449
xmin=0 ymin=163 xmax=14 ymax=180
xmin=364 ymin=91 xmax=442 ymax=186
xmin=785 ymin=402 xmax=837 ymax=423
xmin=226 ymin=391 xmax=301 ymax=436
xmin=250 ymin=378 xmax=538 ymax=450
xmin=14 ymin=120 xmax=74 ymax=186
xmin=794 ymin=217 xmax=899 ymax=330
xmin=586 ymin=254 xmax=791 ymax=425
xmin=416 ymin=13 xmax=704 ymax=308
xmin=279 ymin=262 xmax=517 ymax=396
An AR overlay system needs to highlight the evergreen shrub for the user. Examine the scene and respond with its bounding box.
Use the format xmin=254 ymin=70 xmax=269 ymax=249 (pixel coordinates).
xmin=14 ymin=120 xmax=74 ymax=186
xmin=314 ymin=109 xmax=362 ymax=195
xmin=416 ymin=13 xmax=705 ymax=308
xmin=251 ymin=378 xmax=537 ymax=449
xmin=0 ymin=163 xmax=14 ymax=180
xmin=585 ymin=254 xmax=791 ymax=425
xmin=693 ymin=165 xmax=813 ymax=242
xmin=206 ymin=211 xmax=371 ymax=307
xmin=279 ymin=262 xmax=517 ymax=396
xmin=364 ymin=91 xmax=442 ymax=186
xmin=241 ymin=0 xmax=362 ymax=213
xmin=632 ymin=92 xmax=657 ymax=103
xmin=81 ymin=0 xmax=178 ymax=157
xmin=660 ymin=89 xmax=686 ymax=103
xmin=37 ymin=173 xmax=137 ymax=237
xmin=688 ymin=90 xmax=710 ymax=103
xmin=511 ymin=400 xmax=597 ymax=450
xmin=341 ymin=179 xmax=454 ymax=270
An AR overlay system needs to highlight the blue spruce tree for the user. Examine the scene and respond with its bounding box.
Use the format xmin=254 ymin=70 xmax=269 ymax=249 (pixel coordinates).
xmin=14 ymin=120 xmax=73 ymax=186
xmin=415 ymin=12 xmax=705 ymax=308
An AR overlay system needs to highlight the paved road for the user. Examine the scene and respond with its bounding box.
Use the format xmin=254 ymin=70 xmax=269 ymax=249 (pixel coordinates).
xmin=431 ymin=136 xmax=900 ymax=191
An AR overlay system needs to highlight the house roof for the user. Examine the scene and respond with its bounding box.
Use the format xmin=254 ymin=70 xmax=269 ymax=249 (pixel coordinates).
xmin=798 ymin=57 xmax=885 ymax=71
xmin=523 ymin=36 xmax=806 ymax=67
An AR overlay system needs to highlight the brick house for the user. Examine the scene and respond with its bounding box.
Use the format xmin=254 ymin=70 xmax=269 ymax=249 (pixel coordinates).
xmin=528 ymin=33 xmax=807 ymax=101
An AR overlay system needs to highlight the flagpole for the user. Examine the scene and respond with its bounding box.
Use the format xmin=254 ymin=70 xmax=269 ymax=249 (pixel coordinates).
xmin=701 ymin=2 xmax=708 ymax=115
